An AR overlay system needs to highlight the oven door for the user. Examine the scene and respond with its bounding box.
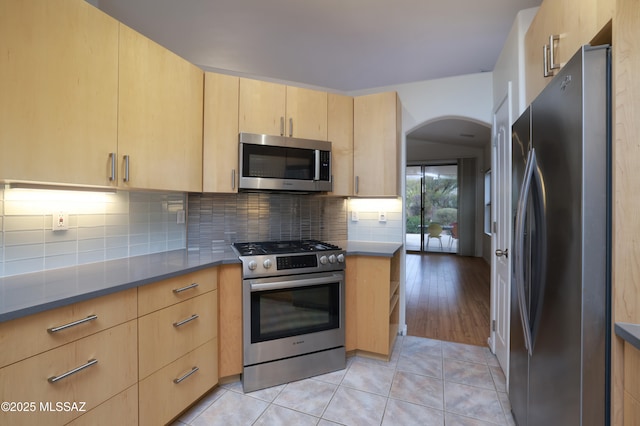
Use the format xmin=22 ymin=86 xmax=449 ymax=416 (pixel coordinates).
xmin=243 ymin=271 xmax=345 ymax=366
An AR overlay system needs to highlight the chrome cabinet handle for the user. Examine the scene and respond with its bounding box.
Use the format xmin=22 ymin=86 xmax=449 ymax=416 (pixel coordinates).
xmin=123 ymin=155 xmax=130 ymax=182
xmin=549 ymin=34 xmax=560 ymax=70
xmin=280 ymin=117 xmax=285 ymax=136
xmin=289 ymin=117 xmax=293 ymax=137
xmin=109 ymin=153 xmax=116 ymax=181
xmin=173 ymin=366 xmax=199 ymax=384
xmin=48 ymin=359 xmax=98 ymax=383
xmin=231 ymin=169 xmax=236 ymax=190
xmin=47 ymin=315 xmax=98 ymax=333
xmin=173 ymin=283 xmax=198 ymax=294
xmin=173 ymin=314 xmax=199 ymax=328
xmin=355 ymin=176 xmax=359 ymax=194
xmin=543 ymin=45 xmax=552 ymax=77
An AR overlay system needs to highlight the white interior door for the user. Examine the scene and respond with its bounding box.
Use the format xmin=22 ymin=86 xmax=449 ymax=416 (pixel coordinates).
xmin=490 ymin=87 xmax=512 ymax=384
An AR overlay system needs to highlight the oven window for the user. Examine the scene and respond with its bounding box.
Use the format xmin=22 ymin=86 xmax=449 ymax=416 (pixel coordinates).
xmin=251 ymin=283 xmax=340 ymax=343
xmin=243 ymin=144 xmax=314 ymax=180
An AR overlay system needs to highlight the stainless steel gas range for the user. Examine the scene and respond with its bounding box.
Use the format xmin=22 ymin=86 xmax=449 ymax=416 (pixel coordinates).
xmin=232 ymin=240 xmax=346 ymax=393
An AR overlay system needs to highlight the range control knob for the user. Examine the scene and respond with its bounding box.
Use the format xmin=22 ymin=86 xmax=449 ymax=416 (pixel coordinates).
xmin=320 ymin=255 xmax=328 ymax=265
xmin=263 ymin=259 xmax=272 ymax=269
xmin=337 ymin=253 xmax=345 ymax=263
xmin=328 ymin=254 xmax=337 ymax=264
xmin=248 ymin=260 xmax=257 ymax=271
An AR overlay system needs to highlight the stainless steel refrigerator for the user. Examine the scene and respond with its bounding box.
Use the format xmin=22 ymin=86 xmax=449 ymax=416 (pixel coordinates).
xmin=510 ymin=45 xmax=611 ymax=426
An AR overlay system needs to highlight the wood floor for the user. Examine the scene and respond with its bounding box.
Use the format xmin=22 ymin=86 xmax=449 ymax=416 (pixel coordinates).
xmin=405 ymin=252 xmax=491 ymax=347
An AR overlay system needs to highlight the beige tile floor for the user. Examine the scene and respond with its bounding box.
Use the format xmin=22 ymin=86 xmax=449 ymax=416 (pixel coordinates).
xmin=172 ymin=336 xmax=516 ymax=426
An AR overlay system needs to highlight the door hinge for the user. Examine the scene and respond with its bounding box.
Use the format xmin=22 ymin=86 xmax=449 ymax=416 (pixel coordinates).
xmin=492 ymin=320 xmax=496 ymax=332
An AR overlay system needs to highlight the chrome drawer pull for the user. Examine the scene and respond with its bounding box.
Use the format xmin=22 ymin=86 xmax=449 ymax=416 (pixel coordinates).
xmin=173 ymin=314 xmax=199 ymax=328
xmin=48 ymin=359 xmax=98 ymax=383
xmin=173 ymin=366 xmax=199 ymax=384
xmin=173 ymin=283 xmax=199 ymax=294
xmin=47 ymin=315 xmax=98 ymax=333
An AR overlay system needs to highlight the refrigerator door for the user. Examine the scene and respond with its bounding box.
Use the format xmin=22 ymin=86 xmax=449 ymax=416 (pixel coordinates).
xmin=527 ymin=45 xmax=609 ymax=426
xmin=510 ymin=106 xmax=531 ymax=426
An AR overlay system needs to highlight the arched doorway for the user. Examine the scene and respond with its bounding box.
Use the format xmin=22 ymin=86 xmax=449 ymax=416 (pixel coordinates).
xmin=404 ymin=116 xmax=492 ymax=346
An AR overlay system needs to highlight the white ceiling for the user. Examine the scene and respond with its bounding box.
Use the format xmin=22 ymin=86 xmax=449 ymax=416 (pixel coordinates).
xmin=94 ymin=0 xmax=540 ymax=93
xmin=92 ymin=0 xmax=539 ymax=152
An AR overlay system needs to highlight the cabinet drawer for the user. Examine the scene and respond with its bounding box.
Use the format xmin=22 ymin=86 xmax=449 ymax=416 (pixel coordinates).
xmin=0 ymin=320 xmax=137 ymax=426
xmin=139 ymin=290 xmax=217 ymax=379
xmin=139 ymin=339 xmax=218 ymax=426
xmin=0 ymin=288 xmax=137 ymax=368
xmin=67 ymin=384 xmax=138 ymax=426
xmin=138 ymin=267 xmax=217 ymax=315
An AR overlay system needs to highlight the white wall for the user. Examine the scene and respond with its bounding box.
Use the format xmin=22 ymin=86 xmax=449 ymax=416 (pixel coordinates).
xmin=493 ymin=7 xmax=538 ymax=122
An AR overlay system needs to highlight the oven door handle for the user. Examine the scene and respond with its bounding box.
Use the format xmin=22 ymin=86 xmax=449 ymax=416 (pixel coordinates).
xmin=249 ymin=273 xmax=343 ymax=292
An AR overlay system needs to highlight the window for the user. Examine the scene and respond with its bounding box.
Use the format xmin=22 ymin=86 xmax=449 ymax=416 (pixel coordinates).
xmin=484 ymin=170 xmax=491 ymax=235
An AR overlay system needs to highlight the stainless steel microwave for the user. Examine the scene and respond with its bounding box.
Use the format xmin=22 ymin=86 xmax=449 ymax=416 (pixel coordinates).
xmin=238 ymin=132 xmax=332 ymax=192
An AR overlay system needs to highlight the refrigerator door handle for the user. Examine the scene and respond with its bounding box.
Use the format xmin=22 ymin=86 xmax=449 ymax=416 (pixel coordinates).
xmin=514 ymin=148 xmax=537 ymax=356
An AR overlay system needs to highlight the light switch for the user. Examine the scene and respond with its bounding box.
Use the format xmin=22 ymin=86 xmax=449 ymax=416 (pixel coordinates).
xmin=378 ymin=212 xmax=387 ymax=223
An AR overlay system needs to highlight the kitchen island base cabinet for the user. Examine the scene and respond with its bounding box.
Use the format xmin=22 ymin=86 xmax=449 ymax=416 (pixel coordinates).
xmin=346 ymin=250 xmax=401 ymax=360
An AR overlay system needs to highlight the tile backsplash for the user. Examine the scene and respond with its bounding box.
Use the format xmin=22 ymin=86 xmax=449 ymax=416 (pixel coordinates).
xmin=0 ymin=188 xmax=186 ymax=277
xmin=348 ymin=198 xmax=403 ymax=243
xmin=187 ymin=192 xmax=348 ymax=252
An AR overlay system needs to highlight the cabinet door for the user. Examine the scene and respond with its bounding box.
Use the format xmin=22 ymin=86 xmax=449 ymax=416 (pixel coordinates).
xmin=524 ymin=0 xmax=613 ymax=104
xmin=0 ymin=321 xmax=137 ymax=426
xmin=353 ymin=256 xmax=393 ymax=357
xmin=286 ymin=87 xmax=328 ymax=140
xmin=139 ymin=339 xmax=217 ymax=426
xmin=0 ymin=0 xmax=118 ymax=187
xmin=218 ymin=264 xmax=243 ymax=378
xmin=203 ymin=73 xmax=240 ymax=193
xmin=239 ymin=78 xmax=286 ymax=136
xmin=328 ymin=94 xmax=354 ymax=196
xmin=353 ymin=92 xmax=400 ymax=197
xmin=118 ymin=24 xmax=204 ymax=192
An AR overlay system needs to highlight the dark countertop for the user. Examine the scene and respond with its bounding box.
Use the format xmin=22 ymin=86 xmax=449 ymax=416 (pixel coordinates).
xmin=0 ymin=240 xmax=403 ymax=324
xmin=0 ymin=249 xmax=240 ymax=323
xmin=615 ymin=322 xmax=640 ymax=351
xmin=342 ymin=241 xmax=403 ymax=257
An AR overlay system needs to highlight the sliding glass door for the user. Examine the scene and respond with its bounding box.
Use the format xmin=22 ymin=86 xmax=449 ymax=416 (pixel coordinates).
xmin=406 ymin=164 xmax=458 ymax=253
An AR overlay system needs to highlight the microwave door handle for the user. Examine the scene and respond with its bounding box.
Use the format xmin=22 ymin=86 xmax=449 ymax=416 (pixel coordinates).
xmin=314 ymin=150 xmax=320 ymax=181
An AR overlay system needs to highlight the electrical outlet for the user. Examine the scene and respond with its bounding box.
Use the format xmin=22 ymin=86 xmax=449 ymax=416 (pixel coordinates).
xmin=52 ymin=211 xmax=69 ymax=231
xmin=177 ymin=209 xmax=186 ymax=224
xmin=351 ymin=211 xmax=358 ymax=222
xmin=378 ymin=212 xmax=387 ymax=223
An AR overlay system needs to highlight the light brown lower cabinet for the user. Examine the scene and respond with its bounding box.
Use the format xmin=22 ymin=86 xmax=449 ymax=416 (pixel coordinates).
xmin=345 ymin=250 xmax=401 ymax=359
xmin=0 ymin=320 xmax=137 ymax=426
xmin=0 ymin=265 xmax=222 ymax=426
xmin=624 ymin=343 xmax=640 ymax=425
xmin=139 ymin=339 xmax=218 ymax=426
xmin=67 ymin=384 xmax=139 ymax=426
xmin=218 ymin=264 xmax=243 ymax=379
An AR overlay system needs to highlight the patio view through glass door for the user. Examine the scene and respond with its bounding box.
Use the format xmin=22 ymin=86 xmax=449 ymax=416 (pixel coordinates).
xmin=406 ymin=164 xmax=458 ymax=253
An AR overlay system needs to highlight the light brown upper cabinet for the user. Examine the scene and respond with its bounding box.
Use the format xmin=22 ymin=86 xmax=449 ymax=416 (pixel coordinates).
xmin=239 ymin=78 xmax=328 ymax=140
xmin=118 ymin=24 xmax=204 ymax=192
xmin=525 ymin=0 xmax=613 ymax=104
xmin=328 ymin=94 xmax=354 ymax=196
xmin=203 ymin=72 xmax=240 ymax=193
xmin=353 ymin=92 xmax=401 ymax=197
xmin=0 ymin=0 xmax=119 ymax=187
